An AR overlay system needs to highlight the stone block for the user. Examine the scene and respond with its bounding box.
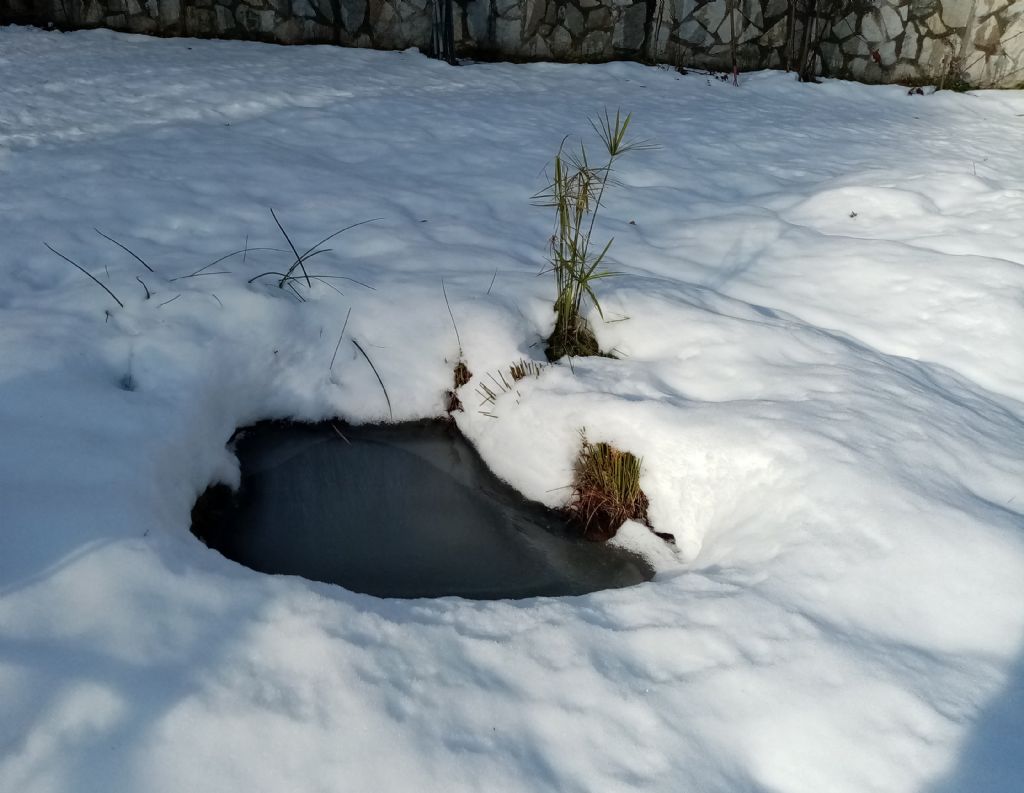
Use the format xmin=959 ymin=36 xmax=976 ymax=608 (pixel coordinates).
xmin=877 ymin=38 xmax=896 ymax=61
xmin=341 ymin=0 xmax=365 ymax=30
xmin=495 ymin=16 xmax=522 ymax=48
xmin=759 ymin=16 xmax=785 ymax=46
xmin=465 ymin=0 xmax=491 ymax=40
xmin=579 ymin=28 xmax=611 ymax=55
xmin=292 ymin=0 xmax=315 ymax=16
xmin=940 ymin=1 xmax=970 ymax=27
xmin=273 ymin=17 xmax=303 ymax=39
xmin=861 ymin=11 xmax=884 ymax=42
xmin=82 ymin=0 xmax=105 ymax=22
xmin=675 ymin=17 xmax=707 ymax=43
xmin=900 ymin=22 xmax=919 ymax=58
xmin=880 ymin=4 xmax=902 ymax=37
xmin=923 ymin=11 xmax=944 ymax=33
xmin=185 ymin=6 xmax=215 ymax=29
xmin=214 ymin=4 xmax=233 ymax=30
xmin=613 ymin=2 xmax=647 ymax=50
xmin=586 ymin=6 xmax=612 ymax=30
xmin=765 ymin=0 xmax=786 ymax=18
xmin=819 ymin=40 xmax=842 ymax=68
xmin=910 ymin=0 xmax=940 ymax=17
xmin=128 ymin=13 xmax=158 ymax=29
xmin=891 ymin=61 xmax=922 ymax=80
xmin=973 ymin=15 xmax=1000 ymax=52
xmin=523 ymin=0 xmax=546 ymax=35
xmin=496 ymin=0 xmax=519 ymax=16
xmin=548 ymin=23 xmax=572 ymax=55
xmin=562 ymin=3 xmax=584 ymax=37
xmin=974 ymin=0 xmax=1008 ymax=17
xmin=669 ymin=0 xmax=696 ymax=22
xmin=526 ymin=32 xmax=552 ymax=56
xmin=694 ymin=0 xmax=727 ymax=35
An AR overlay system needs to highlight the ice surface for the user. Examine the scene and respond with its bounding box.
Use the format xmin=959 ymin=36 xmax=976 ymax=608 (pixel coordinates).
xmin=0 ymin=26 xmax=1022 ymax=793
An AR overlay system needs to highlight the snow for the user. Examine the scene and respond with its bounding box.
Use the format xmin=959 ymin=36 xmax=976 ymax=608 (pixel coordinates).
xmin=1 ymin=24 xmax=1023 ymax=793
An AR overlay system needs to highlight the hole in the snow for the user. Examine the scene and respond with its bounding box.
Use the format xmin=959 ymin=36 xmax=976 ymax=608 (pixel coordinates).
xmin=191 ymin=420 xmax=653 ymax=599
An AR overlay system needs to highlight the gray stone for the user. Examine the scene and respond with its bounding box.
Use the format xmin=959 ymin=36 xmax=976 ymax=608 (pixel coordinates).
xmin=765 ymin=0 xmax=787 ymax=18
xmin=819 ymin=40 xmax=842 ymax=68
xmin=842 ymin=33 xmax=870 ymax=55
xmin=975 ymin=0 xmax=1008 ymax=17
xmin=861 ymin=11 xmax=884 ymax=42
xmin=940 ymin=1 xmax=970 ymax=27
xmin=973 ymin=15 xmax=1001 ymax=52
xmin=548 ymin=23 xmax=572 ymax=55
xmin=759 ymin=17 xmax=786 ymax=47
xmin=526 ymin=32 xmax=552 ymax=56
xmin=523 ymin=0 xmax=546 ymax=36
xmin=496 ymin=0 xmax=519 ymax=17
xmin=675 ymin=17 xmax=706 ymax=43
xmin=274 ymin=16 xmax=304 ymax=38
xmin=292 ymin=0 xmax=315 ymax=17
xmin=105 ymin=12 xmax=127 ymax=25
xmin=891 ymin=61 xmax=921 ymax=79
xmin=670 ymin=0 xmax=696 ymax=22
xmin=586 ymin=6 xmax=612 ymax=30
xmin=159 ymin=0 xmax=180 ymax=24
xmin=880 ymin=4 xmax=902 ymax=37
xmin=694 ymin=0 xmax=727 ymax=35
xmin=924 ymin=12 xmax=945 ymax=34
xmin=910 ymin=0 xmax=940 ymax=16
xmin=214 ymin=3 xmax=233 ymax=31
xmin=613 ymin=2 xmax=647 ymax=50
xmin=562 ymin=3 xmax=584 ymax=37
xmin=465 ymin=0 xmax=490 ymax=40
xmin=877 ymin=39 xmax=897 ymax=62
xmin=900 ymin=23 xmax=919 ymax=58
xmin=579 ymin=28 xmax=611 ymax=55
xmin=495 ymin=16 xmax=521 ymax=49
xmin=341 ymin=0 xmax=365 ymax=30
xmin=835 ymin=12 xmax=857 ymax=38
xmin=125 ymin=0 xmax=142 ymax=15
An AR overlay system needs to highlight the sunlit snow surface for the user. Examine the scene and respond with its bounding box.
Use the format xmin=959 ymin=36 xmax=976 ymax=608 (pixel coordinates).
xmin=1 ymin=26 xmax=1023 ymax=793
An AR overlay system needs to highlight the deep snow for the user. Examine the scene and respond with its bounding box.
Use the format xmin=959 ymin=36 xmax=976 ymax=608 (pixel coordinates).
xmin=1 ymin=25 xmax=1023 ymax=793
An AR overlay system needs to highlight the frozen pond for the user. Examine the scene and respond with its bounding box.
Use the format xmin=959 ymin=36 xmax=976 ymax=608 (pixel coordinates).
xmin=192 ymin=421 xmax=653 ymax=599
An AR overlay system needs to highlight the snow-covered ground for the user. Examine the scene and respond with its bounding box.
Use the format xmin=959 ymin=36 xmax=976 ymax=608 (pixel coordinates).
xmin=1 ymin=25 xmax=1023 ymax=792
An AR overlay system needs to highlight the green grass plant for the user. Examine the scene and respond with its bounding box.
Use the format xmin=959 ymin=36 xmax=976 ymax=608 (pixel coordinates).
xmin=535 ymin=109 xmax=650 ymax=360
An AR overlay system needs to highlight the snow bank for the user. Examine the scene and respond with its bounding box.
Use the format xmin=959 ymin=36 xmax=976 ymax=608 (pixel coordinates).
xmin=1 ymin=26 xmax=1023 ymax=793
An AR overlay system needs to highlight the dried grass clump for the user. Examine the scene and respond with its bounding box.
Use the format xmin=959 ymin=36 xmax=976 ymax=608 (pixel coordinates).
xmin=568 ymin=433 xmax=649 ymax=541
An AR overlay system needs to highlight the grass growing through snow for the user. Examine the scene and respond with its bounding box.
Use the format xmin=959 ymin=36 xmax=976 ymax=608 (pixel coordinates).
xmin=534 ymin=109 xmax=650 ymax=360
xmin=568 ymin=431 xmax=648 ymax=540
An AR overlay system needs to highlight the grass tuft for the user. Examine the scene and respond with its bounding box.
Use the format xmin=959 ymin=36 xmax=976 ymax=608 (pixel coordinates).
xmin=534 ymin=109 xmax=652 ymax=360
xmin=567 ymin=431 xmax=649 ymax=541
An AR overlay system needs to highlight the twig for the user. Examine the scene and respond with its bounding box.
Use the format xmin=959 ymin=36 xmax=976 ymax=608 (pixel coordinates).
xmin=352 ymin=338 xmax=393 ymax=421
xmin=158 ymin=294 xmax=181 ymax=308
xmin=330 ymin=422 xmax=352 ymax=445
xmin=486 ymin=269 xmax=497 ymax=295
xmin=330 ymin=307 xmax=352 ymax=373
xmin=44 ymin=243 xmax=124 ymax=308
xmin=171 ymin=247 xmax=285 ymax=281
xmin=441 ymin=279 xmax=462 ymax=352
xmin=271 ymin=207 xmax=312 ymax=288
xmin=95 ymin=228 xmax=155 ymax=273
xmin=136 ymin=275 xmax=151 ymax=299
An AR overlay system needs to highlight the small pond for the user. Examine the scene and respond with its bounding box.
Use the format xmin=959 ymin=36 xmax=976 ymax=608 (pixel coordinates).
xmin=192 ymin=420 xmax=653 ymax=599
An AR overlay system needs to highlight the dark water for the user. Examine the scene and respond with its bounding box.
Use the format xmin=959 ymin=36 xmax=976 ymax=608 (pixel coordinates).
xmin=193 ymin=421 xmax=653 ymax=599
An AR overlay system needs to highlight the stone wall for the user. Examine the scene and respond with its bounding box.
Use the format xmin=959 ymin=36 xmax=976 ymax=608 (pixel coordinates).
xmin=2 ymin=0 xmax=1023 ymax=86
